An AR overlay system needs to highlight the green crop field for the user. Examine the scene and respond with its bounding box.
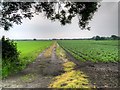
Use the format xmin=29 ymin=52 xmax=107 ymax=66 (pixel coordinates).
xmin=2 ymin=40 xmax=53 ymax=78
xmin=16 ymin=40 xmax=53 ymax=64
xmin=58 ymin=40 xmax=119 ymax=62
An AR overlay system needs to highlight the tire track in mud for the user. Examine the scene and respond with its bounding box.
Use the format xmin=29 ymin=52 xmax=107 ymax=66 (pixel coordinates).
xmin=61 ymin=45 xmax=119 ymax=88
xmin=2 ymin=43 xmax=64 ymax=88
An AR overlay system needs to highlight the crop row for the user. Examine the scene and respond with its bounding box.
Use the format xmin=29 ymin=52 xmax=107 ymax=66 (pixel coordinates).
xmin=58 ymin=40 xmax=119 ymax=62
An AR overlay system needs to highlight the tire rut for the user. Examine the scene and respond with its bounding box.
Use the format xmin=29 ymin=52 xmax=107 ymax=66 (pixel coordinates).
xmin=2 ymin=44 xmax=64 ymax=88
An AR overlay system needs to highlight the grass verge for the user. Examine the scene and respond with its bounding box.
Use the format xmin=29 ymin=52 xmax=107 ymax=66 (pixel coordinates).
xmin=2 ymin=41 xmax=53 ymax=78
xmin=44 ymin=43 xmax=56 ymax=58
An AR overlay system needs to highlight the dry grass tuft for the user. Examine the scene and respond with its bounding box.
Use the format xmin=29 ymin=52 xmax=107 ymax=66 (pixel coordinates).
xmin=49 ymin=44 xmax=92 ymax=89
xmin=44 ymin=43 xmax=56 ymax=58
xmin=49 ymin=70 xmax=90 ymax=88
xmin=63 ymin=61 xmax=76 ymax=72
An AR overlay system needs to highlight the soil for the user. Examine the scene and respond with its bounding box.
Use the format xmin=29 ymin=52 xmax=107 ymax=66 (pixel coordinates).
xmin=2 ymin=44 xmax=119 ymax=88
xmin=65 ymin=50 xmax=119 ymax=88
xmin=2 ymin=45 xmax=64 ymax=88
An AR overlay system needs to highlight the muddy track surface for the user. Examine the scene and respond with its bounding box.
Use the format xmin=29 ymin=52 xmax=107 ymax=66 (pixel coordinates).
xmin=64 ymin=50 xmax=119 ymax=88
xmin=2 ymin=43 xmax=119 ymax=89
xmin=2 ymin=45 xmax=64 ymax=88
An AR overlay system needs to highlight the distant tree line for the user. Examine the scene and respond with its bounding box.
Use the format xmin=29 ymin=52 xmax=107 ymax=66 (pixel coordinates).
xmin=55 ymin=35 xmax=120 ymax=40
xmin=91 ymin=35 xmax=120 ymax=40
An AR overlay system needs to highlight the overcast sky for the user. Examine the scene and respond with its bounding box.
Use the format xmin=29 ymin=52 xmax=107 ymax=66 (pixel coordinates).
xmin=0 ymin=2 xmax=118 ymax=39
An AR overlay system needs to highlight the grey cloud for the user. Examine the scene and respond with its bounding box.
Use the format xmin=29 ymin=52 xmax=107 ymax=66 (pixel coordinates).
xmin=0 ymin=2 xmax=118 ymax=39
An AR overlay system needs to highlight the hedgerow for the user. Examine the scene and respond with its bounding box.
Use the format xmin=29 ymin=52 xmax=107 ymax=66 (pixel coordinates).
xmin=2 ymin=36 xmax=20 ymax=78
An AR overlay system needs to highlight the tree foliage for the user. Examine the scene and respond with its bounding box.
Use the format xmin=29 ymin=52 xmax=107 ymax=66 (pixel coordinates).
xmin=2 ymin=36 xmax=19 ymax=63
xmin=111 ymin=35 xmax=119 ymax=40
xmin=92 ymin=35 xmax=120 ymax=40
xmin=2 ymin=36 xmax=21 ymax=78
xmin=0 ymin=1 xmax=100 ymax=30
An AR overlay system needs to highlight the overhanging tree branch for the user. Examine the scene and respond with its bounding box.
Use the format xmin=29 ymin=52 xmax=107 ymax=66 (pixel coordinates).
xmin=0 ymin=1 xmax=100 ymax=31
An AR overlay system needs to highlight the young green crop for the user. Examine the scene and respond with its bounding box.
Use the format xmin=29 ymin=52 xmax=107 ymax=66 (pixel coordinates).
xmin=16 ymin=41 xmax=53 ymax=65
xmin=58 ymin=40 xmax=119 ymax=62
xmin=3 ymin=40 xmax=53 ymax=78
